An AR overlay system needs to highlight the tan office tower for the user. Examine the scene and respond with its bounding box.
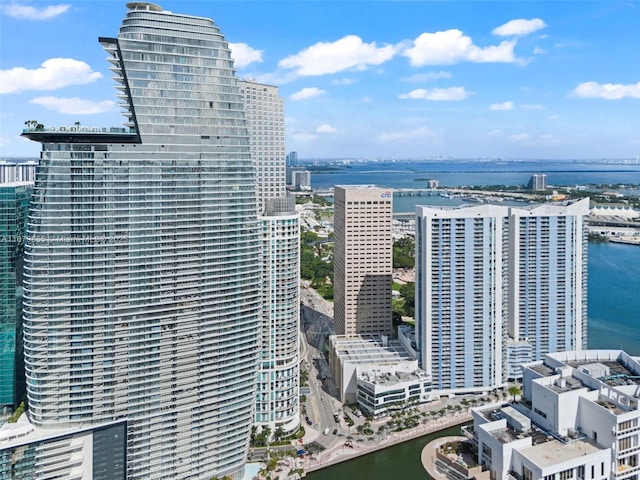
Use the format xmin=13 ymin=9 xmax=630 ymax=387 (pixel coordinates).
xmin=333 ymin=185 xmax=393 ymax=336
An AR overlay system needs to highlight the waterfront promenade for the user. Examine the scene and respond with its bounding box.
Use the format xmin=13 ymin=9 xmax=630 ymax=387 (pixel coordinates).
xmin=301 ymin=412 xmax=473 ymax=473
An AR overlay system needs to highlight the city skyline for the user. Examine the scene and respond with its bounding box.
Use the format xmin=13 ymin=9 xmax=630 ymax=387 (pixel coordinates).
xmin=1 ymin=1 xmax=639 ymax=160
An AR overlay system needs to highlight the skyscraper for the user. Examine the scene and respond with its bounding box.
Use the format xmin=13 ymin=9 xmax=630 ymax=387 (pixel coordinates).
xmin=21 ymin=3 xmax=261 ymax=479
xmin=0 ymin=182 xmax=32 ymax=412
xmin=333 ymin=185 xmax=393 ymax=336
xmin=528 ymin=173 xmax=548 ymax=191
xmin=415 ymin=204 xmax=508 ymax=393
xmin=239 ymin=80 xmax=286 ymax=214
xmin=415 ymin=199 xmax=589 ymax=392
xmin=240 ymin=80 xmax=300 ymax=433
xmin=507 ymin=199 xmax=589 ymax=377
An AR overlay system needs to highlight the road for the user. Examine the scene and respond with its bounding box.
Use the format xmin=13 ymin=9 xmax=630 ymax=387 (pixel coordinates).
xmin=299 ymin=283 xmax=346 ymax=448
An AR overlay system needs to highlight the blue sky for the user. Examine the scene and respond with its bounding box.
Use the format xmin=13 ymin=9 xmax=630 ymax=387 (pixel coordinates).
xmin=1 ymin=1 xmax=639 ymax=160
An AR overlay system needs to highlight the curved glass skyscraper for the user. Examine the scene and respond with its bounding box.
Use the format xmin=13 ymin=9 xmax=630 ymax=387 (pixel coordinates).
xmin=21 ymin=3 xmax=261 ymax=479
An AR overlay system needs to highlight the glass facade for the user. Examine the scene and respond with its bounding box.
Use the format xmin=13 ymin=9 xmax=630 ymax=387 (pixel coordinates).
xmin=22 ymin=5 xmax=260 ymax=480
xmin=240 ymin=79 xmax=300 ymax=433
xmin=0 ymin=183 xmax=32 ymax=411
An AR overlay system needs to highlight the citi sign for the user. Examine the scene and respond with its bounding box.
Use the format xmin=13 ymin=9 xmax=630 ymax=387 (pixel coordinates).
xmin=380 ymin=191 xmax=392 ymax=199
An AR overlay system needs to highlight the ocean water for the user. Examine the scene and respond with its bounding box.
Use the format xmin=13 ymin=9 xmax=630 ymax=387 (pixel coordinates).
xmin=310 ymin=159 xmax=640 ymax=356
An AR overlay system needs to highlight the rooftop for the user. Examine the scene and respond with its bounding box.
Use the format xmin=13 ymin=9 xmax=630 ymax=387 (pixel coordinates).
xmin=21 ymin=126 xmax=140 ymax=144
xmin=518 ymin=438 xmax=603 ymax=468
xmin=332 ymin=334 xmax=414 ymax=365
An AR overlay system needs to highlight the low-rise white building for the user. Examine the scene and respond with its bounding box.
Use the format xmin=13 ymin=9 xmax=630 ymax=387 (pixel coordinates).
xmin=466 ymin=349 xmax=640 ymax=480
xmin=329 ymin=334 xmax=432 ymax=417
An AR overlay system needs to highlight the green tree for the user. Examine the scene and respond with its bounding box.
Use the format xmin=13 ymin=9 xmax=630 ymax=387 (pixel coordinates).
xmin=393 ymin=237 xmax=415 ymax=268
xmin=508 ymin=384 xmax=522 ymax=402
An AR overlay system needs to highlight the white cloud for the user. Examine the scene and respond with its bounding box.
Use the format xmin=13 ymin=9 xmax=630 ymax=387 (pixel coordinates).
xmin=1 ymin=3 xmax=69 ymax=20
xmin=316 ymin=124 xmax=337 ymax=133
xmin=533 ymin=47 xmax=545 ymax=55
xmin=490 ymin=101 xmax=514 ymax=111
xmin=403 ymin=30 xmax=516 ymax=66
xmin=290 ymin=87 xmax=326 ymax=101
xmin=487 ymin=129 xmax=502 ymax=136
xmin=520 ymin=103 xmax=544 ymax=110
xmin=30 ymin=96 xmax=115 ymax=114
xmin=402 ymin=71 xmax=453 ymax=82
xmin=509 ymin=133 xmax=532 ymax=141
xmin=492 ymin=18 xmax=547 ymax=37
xmin=0 ymin=58 xmax=102 ymax=94
xmin=379 ymin=126 xmax=437 ymax=143
xmin=292 ymin=132 xmax=317 ymax=142
xmin=332 ymin=78 xmax=357 ymax=86
xmin=361 ymin=96 xmax=372 ymax=103
xmin=570 ymin=81 xmax=640 ymax=100
xmin=228 ymin=43 xmax=263 ymax=68
xmin=548 ymin=114 xmax=560 ymax=120
xmin=279 ymin=35 xmax=397 ymax=76
xmin=399 ymin=87 xmax=469 ymax=101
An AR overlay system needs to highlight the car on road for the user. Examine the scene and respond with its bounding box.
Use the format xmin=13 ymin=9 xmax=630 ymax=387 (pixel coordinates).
xmin=332 ymin=429 xmax=338 ymax=435
xmin=323 ymin=428 xmax=330 ymax=435
xmin=305 ymin=416 xmax=312 ymax=425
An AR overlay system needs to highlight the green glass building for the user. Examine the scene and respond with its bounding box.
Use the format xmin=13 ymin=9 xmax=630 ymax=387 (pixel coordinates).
xmin=0 ymin=182 xmax=32 ymax=411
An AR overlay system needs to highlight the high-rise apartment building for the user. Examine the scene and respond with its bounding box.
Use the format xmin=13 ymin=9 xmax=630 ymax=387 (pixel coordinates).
xmin=333 ymin=185 xmax=393 ymax=336
xmin=507 ymin=200 xmax=589 ymax=377
xmin=20 ymin=4 xmax=261 ymax=479
xmin=0 ymin=161 xmax=37 ymax=184
xmin=240 ymin=80 xmax=300 ymax=433
xmin=415 ymin=204 xmax=508 ymax=394
xmin=415 ymin=199 xmax=589 ymax=392
xmin=528 ymin=173 xmax=548 ymax=190
xmin=0 ymin=182 xmax=32 ymax=411
xmin=257 ymin=198 xmax=300 ymax=432
xmin=239 ymin=80 xmax=286 ymax=215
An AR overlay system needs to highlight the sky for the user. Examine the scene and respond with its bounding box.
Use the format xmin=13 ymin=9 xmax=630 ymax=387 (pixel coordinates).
xmin=1 ymin=1 xmax=639 ymax=160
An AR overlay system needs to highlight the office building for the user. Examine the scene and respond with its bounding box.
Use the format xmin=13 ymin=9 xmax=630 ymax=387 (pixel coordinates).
xmin=415 ymin=199 xmax=589 ymax=393
xmin=239 ymin=79 xmax=286 ymax=214
xmin=333 ymin=185 xmax=394 ymax=336
xmin=415 ymin=204 xmax=508 ymax=394
xmin=20 ymin=3 xmax=261 ymax=479
xmin=507 ymin=200 xmax=589 ymax=378
xmin=0 ymin=182 xmax=32 ymax=412
xmin=528 ymin=173 xmax=548 ymax=191
xmin=240 ymin=80 xmax=300 ymax=433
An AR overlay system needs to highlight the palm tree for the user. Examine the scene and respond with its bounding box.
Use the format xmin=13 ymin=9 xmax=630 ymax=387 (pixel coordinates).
xmin=508 ymin=384 xmax=522 ymax=402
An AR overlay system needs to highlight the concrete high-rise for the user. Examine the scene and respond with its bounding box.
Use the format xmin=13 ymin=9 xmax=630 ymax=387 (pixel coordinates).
xmin=21 ymin=3 xmax=261 ymax=479
xmin=415 ymin=204 xmax=508 ymax=394
xmin=415 ymin=199 xmax=589 ymax=392
xmin=528 ymin=173 xmax=548 ymax=190
xmin=0 ymin=182 xmax=32 ymax=412
xmin=507 ymin=199 xmax=589 ymax=378
xmin=240 ymin=80 xmax=300 ymax=434
xmin=333 ymin=185 xmax=393 ymax=336
xmin=239 ymin=80 xmax=286 ymax=215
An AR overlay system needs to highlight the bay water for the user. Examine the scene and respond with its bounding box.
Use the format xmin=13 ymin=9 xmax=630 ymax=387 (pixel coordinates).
xmin=307 ymin=160 xmax=640 ymax=479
